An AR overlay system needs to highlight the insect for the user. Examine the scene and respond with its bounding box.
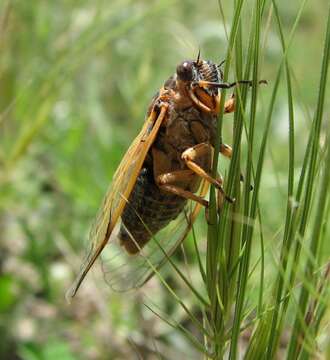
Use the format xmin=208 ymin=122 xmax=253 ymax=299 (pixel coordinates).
xmin=67 ymin=54 xmax=263 ymax=298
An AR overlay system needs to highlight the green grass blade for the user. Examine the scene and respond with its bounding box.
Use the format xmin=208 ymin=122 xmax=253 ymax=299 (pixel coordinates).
xmin=287 ymin=4 xmax=330 ymax=357
xmin=228 ymin=0 xmax=263 ymax=357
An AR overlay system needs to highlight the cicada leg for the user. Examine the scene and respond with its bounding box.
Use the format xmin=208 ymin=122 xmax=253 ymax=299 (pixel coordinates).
xmin=181 ymin=143 xmax=235 ymax=203
xmin=224 ymin=94 xmax=235 ymax=113
xmin=220 ymin=143 xmax=232 ymax=158
xmin=157 ymin=182 xmax=209 ymax=208
xmin=152 ymin=147 xmax=209 ymax=207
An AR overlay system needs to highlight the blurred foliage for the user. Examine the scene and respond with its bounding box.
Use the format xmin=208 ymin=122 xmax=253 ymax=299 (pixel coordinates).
xmin=0 ymin=0 xmax=329 ymax=359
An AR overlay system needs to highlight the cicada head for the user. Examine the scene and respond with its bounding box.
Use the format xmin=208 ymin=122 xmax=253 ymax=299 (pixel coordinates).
xmin=176 ymin=59 xmax=223 ymax=85
xmin=175 ymin=57 xmax=225 ymax=114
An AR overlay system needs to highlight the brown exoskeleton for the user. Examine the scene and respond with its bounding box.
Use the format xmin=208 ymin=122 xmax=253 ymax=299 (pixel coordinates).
xmin=67 ymin=56 xmax=263 ymax=298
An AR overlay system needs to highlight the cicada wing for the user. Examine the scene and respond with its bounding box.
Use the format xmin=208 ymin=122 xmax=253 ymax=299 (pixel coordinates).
xmin=66 ymin=105 xmax=168 ymax=299
xmin=100 ymin=180 xmax=210 ymax=292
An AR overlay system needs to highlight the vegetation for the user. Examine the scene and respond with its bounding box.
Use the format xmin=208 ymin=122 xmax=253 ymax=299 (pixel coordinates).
xmin=0 ymin=0 xmax=329 ymax=359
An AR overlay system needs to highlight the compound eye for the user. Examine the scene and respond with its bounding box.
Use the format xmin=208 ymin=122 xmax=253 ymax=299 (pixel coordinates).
xmin=176 ymin=61 xmax=194 ymax=81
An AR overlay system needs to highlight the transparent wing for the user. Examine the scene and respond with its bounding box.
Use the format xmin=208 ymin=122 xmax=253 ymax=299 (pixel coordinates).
xmin=100 ymin=180 xmax=209 ymax=292
xmin=66 ymin=104 xmax=168 ymax=299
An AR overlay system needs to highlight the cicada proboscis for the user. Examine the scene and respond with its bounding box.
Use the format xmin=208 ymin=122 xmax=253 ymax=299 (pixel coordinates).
xmin=67 ymin=54 xmax=265 ymax=298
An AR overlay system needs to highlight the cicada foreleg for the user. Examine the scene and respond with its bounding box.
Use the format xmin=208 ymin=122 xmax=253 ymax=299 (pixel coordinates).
xmin=152 ymin=147 xmax=209 ymax=207
xmin=222 ymin=79 xmax=267 ymax=114
xmin=224 ymin=94 xmax=235 ymax=114
xmin=157 ymin=180 xmax=209 ymax=208
xmin=220 ymin=143 xmax=232 ymax=158
xmin=181 ymin=143 xmax=234 ymax=204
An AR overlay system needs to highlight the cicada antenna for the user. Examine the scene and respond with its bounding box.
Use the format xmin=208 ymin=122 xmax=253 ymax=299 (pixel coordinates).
xmin=196 ymin=49 xmax=201 ymax=65
xmin=218 ymin=59 xmax=226 ymax=68
xmin=217 ymin=59 xmax=225 ymax=79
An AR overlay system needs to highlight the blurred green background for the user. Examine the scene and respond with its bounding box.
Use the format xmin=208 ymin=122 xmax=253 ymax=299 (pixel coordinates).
xmin=0 ymin=0 xmax=329 ymax=359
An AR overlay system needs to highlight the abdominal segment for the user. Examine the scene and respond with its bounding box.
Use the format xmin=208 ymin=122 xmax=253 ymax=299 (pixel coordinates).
xmin=119 ymin=165 xmax=186 ymax=254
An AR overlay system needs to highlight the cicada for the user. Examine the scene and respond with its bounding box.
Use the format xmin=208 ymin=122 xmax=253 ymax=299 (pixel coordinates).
xmin=67 ymin=55 xmax=261 ymax=298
